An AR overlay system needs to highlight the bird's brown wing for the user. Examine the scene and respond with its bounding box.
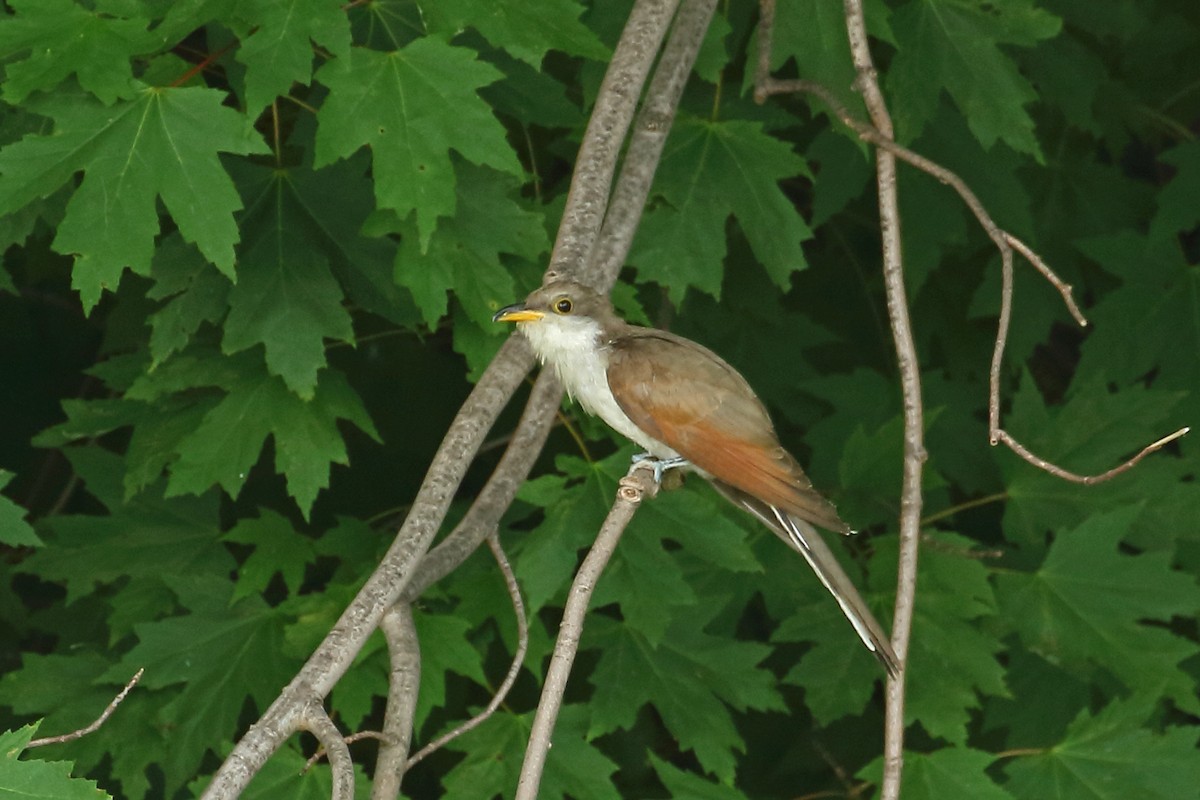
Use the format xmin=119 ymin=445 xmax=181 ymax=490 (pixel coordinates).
xmin=606 ymin=329 xmax=849 ymax=533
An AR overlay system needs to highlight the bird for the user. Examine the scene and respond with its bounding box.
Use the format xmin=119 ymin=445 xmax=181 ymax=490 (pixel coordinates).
xmin=493 ymin=276 xmax=899 ymax=676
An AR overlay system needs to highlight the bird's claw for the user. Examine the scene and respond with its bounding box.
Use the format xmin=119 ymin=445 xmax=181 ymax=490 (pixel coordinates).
xmin=629 ymin=453 xmax=690 ymax=485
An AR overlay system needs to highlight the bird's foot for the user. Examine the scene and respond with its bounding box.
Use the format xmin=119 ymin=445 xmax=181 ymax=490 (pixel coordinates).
xmin=629 ymin=453 xmax=690 ymax=485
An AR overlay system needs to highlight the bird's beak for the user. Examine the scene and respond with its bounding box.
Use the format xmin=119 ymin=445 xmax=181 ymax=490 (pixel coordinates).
xmin=492 ymin=303 xmax=544 ymax=324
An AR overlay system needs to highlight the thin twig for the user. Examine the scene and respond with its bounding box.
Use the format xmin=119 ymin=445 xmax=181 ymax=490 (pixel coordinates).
xmin=514 ymin=463 xmax=659 ymax=800
xmin=304 ymin=731 xmax=394 ymax=772
xmin=27 ymin=669 xmax=144 ymax=748
xmin=992 ymin=426 xmax=1190 ymax=485
xmin=919 ymin=492 xmax=1008 ymax=526
xmin=406 ymin=532 xmax=529 ymax=768
xmin=754 ymin=75 xmax=1186 ymax=480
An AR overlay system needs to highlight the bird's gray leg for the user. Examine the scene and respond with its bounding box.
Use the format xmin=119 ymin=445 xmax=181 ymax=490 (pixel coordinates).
xmin=629 ymin=453 xmax=690 ymax=484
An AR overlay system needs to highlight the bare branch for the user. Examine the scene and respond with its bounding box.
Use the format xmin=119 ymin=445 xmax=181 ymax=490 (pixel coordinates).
xmin=300 ymin=701 xmax=354 ymax=800
xmin=407 ymin=532 xmax=529 ymax=768
xmin=992 ymin=426 xmax=1190 ymax=485
xmin=401 ymin=369 xmax=562 ymax=602
xmin=372 ymin=604 xmax=421 ymax=799
xmin=549 ymin=0 xmax=682 ymax=278
xmin=201 ymin=338 xmax=534 ymax=799
xmin=755 ymin=4 xmax=1188 ymax=796
xmin=753 ymin=74 xmax=1186 ymax=481
xmin=515 ymin=463 xmax=659 ymax=800
xmin=304 ymin=732 xmax=393 ymax=772
xmin=588 ymin=0 xmax=719 ymax=285
xmin=27 ymin=669 xmax=144 ymax=749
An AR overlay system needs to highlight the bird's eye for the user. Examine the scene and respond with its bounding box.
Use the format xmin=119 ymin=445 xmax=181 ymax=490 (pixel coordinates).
xmin=553 ymin=297 xmax=573 ymax=314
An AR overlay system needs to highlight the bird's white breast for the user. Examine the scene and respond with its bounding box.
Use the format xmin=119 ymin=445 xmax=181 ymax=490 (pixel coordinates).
xmin=519 ymin=317 xmax=678 ymax=459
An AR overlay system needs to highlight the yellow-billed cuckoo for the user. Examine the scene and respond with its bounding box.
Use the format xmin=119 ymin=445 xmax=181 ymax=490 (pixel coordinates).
xmin=494 ymin=278 xmax=899 ymax=676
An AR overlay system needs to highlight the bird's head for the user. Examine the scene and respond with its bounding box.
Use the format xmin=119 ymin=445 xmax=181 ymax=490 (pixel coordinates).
xmin=493 ymin=279 xmax=619 ymax=362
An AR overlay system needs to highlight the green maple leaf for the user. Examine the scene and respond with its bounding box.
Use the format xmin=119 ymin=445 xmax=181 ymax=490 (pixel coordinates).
xmin=588 ymin=615 xmax=784 ymax=783
xmin=222 ymin=163 xmax=356 ymax=399
xmin=649 ymin=754 xmax=749 ymax=800
xmin=314 ymin=38 xmax=522 ymax=249
xmin=1074 ymin=232 xmax=1200 ymax=418
xmin=223 ymin=509 xmax=317 ymax=601
xmin=146 ymin=236 xmax=231 ymax=365
xmin=103 ymin=577 xmax=292 ymax=793
xmin=766 ymin=0 xmax=894 ymax=114
xmin=1150 ymin=139 xmax=1200 ymax=241
xmin=386 ymin=162 xmax=548 ymax=328
xmin=782 ymin=532 xmax=1005 ymax=740
xmin=282 ymin=151 xmax=413 ymax=326
xmin=234 ymin=0 xmax=352 ymax=112
xmin=412 ymin=610 xmax=490 ymax=730
xmin=162 ymin=354 xmax=379 ymax=518
xmin=0 ymin=0 xmax=153 ymax=104
xmin=887 ymin=0 xmax=1061 ymax=155
xmin=419 ymin=0 xmax=608 ymax=67
xmin=0 ymin=86 xmax=267 ymax=310
xmin=0 ymin=724 xmax=109 ymax=800
xmin=894 ymin=536 xmax=1007 ymax=744
xmin=513 ymin=455 xmax=615 ymax=612
xmin=995 ymin=507 xmax=1200 ymax=715
xmin=630 ymin=118 xmax=812 ymax=303
xmin=515 ymin=452 xmax=756 ymax=646
xmin=1003 ymin=696 xmax=1200 ymax=800
xmin=442 ymin=706 xmax=620 ymax=800
xmin=21 ymin=479 xmax=232 ymax=605
xmin=0 ymin=469 xmax=39 ymax=546
xmin=1000 ymin=370 xmax=1188 ymax=548
xmin=859 ymin=746 xmax=1015 ymax=800
xmin=773 ymin=539 xmax=892 ymax=723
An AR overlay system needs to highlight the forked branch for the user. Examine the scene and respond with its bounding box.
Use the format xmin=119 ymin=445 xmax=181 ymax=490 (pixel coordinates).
xmin=754 ymin=60 xmax=1187 ymax=486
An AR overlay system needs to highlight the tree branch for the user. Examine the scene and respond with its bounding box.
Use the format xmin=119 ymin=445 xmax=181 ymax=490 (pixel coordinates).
xmin=371 ymin=604 xmax=421 ymax=799
xmin=400 ymin=368 xmax=562 ymax=603
xmin=406 ymin=532 xmax=529 ymax=768
xmin=753 ymin=77 xmax=1186 ymax=483
xmin=549 ymin=0 xmax=683 ymax=278
xmin=514 ymin=463 xmax=659 ymax=800
xmin=27 ymin=669 xmax=144 ymax=749
xmin=836 ymin=6 xmax=922 ymax=799
xmin=587 ymin=0 xmax=720 ymax=286
xmin=300 ymin=700 xmax=354 ymax=800
xmin=201 ymin=337 xmax=533 ymax=799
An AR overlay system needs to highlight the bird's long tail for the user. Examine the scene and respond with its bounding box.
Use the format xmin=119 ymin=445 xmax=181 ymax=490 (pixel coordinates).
xmin=711 ymin=482 xmax=900 ymax=677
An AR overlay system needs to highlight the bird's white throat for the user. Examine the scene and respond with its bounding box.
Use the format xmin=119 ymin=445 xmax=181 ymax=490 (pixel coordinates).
xmin=519 ymin=316 xmax=677 ymax=459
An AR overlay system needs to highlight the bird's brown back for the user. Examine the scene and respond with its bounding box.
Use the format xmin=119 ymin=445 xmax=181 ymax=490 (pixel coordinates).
xmin=606 ymin=327 xmax=849 ymax=533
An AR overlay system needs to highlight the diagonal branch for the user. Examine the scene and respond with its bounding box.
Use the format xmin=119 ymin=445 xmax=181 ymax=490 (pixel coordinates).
xmin=201 ymin=337 xmax=534 ymax=799
xmin=588 ymin=0 xmax=721 ymax=287
xmin=514 ymin=464 xmax=659 ymax=800
xmin=27 ymin=669 xmax=144 ymax=749
xmin=550 ymin=0 xmax=684 ymax=278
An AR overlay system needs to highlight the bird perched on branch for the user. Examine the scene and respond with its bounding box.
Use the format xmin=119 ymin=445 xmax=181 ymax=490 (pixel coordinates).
xmin=494 ymin=277 xmax=899 ymax=676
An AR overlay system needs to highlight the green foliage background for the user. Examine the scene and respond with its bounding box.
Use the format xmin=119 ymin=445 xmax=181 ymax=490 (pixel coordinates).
xmin=1 ymin=0 xmax=1198 ymax=797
